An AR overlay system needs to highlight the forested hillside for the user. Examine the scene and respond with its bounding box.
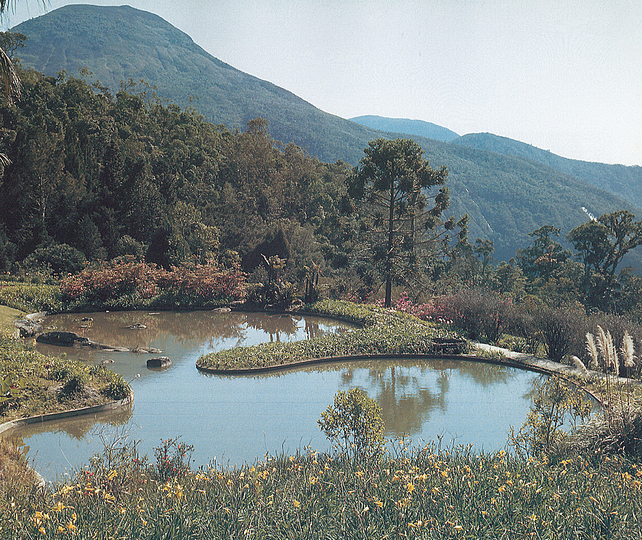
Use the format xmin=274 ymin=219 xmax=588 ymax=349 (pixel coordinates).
xmin=0 ymin=70 xmax=353 ymax=277
xmin=11 ymin=5 xmax=640 ymax=262
xmin=454 ymin=132 xmax=642 ymax=210
xmin=2 ymin=66 xmax=642 ymax=317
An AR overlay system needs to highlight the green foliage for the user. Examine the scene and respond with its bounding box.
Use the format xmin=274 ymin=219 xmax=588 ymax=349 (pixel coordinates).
xmin=58 ymin=374 xmax=87 ymax=399
xmin=318 ymin=388 xmax=385 ymax=459
xmin=0 ymin=329 xmax=131 ymax=422
xmin=304 ymin=299 xmax=380 ymax=326
xmin=568 ymin=210 xmax=642 ymax=311
xmin=0 ymin=282 xmax=62 ymax=312
xmin=0 ymin=373 xmax=23 ymax=405
xmin=509 ymin=376 xmax=593 ymax=459
xmin=198 ymin=300 xmax=465 ymax=371
xmin=4 ymin=438 xmax=642 ymax=538
xmin=20 ymin=243 xmax=87 ymax=276
xmin=102 ymin=377 xmax=130 ymax=401
xmin=349 ymin=138 xmax=449 ymax=307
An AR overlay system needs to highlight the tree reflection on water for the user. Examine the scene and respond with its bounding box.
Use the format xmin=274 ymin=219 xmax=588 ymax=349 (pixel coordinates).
xmin=335 ymin=359 xmax=521 ymax=438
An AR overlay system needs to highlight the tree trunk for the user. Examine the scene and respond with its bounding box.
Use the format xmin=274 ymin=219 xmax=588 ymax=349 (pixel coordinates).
xmin=385 ymin=181 xmax=395 ymax=307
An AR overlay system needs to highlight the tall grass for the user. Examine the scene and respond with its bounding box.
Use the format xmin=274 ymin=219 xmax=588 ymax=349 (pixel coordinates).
xmin=573 ymin=328 xmax=642 ymax=457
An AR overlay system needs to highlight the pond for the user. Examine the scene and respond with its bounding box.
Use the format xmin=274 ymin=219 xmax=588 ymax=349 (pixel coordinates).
xmin=9 ymin=310 xmax=543 ymax=481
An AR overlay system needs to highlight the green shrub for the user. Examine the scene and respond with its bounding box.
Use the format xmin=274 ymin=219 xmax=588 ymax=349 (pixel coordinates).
xmin=433 ymin=289 xmax=512 ymax=343
xmin=103 ymin=379 xmax=131 ymax=401
xmin=535 ymin=305 xmax=587 ymax=362
xmin=318 ymin=388 xmax=385 ymax=459
xmin=509 ymin=376 xmax=592 ymax=459
xmin=20 ymin=243 xmax=86 ymax=276
xmin=59 ymin=374 xmax=87 ymax=398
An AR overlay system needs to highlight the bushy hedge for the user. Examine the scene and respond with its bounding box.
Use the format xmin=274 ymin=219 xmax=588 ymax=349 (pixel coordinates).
xmin=60 ymin=258 xmax=246 ymax=310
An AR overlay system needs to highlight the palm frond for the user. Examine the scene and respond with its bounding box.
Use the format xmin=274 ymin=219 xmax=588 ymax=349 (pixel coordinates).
xmin=0 ymin=46 xmax=20 ymax=102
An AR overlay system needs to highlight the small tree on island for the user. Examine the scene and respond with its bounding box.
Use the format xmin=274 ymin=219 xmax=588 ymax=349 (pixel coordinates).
xmin=349 ymin=138 xmax=451 ymax=307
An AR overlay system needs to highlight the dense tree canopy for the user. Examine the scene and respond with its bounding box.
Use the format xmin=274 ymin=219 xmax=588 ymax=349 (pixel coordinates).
xmin=2 ymin=63 xmax=642 ymax=319
xmin=567 ymin=210 xmax=642 ymax=310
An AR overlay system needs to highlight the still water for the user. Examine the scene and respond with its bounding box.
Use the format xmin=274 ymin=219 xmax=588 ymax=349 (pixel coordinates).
xmin=10 ymin=311 xmax=542 ymax=480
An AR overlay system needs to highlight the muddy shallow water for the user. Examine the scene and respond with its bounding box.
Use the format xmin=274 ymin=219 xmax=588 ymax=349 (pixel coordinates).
xmin=9 ymin=310 xmax=542 ymax=480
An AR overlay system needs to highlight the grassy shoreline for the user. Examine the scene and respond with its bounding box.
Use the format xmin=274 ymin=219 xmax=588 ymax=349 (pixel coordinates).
xmin=2 ymin=288 xmax=642 ymax=538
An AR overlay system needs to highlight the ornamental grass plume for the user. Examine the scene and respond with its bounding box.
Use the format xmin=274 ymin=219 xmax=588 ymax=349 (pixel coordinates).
xmin=596 ymin=326 xmax=609 ymax=369
xmin=620 ymin=331 xmax=637 ymax=370
xmin=607 ymin=330 xmax=619 ymax=377
xmin=570 ymin=355 xmax=589 ymax=375
xmin=586 ymin=333 xmax=599 ymax=370
xmin=596 ymin=326 xmax=618 ymax=375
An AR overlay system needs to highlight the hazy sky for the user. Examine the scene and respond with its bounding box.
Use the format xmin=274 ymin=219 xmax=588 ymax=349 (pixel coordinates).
xmin=2 ymin=0 xmax=641 ymax=165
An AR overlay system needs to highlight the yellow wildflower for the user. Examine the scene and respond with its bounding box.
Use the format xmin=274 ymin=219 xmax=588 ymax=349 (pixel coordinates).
xmin=406 ymin=482 xmax=415 ymax=493
xmin=293 ymin=499 xmax=301 ymax=509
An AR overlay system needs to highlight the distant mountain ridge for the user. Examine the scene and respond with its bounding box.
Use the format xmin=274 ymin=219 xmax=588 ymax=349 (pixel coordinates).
xmin=11 ymin=4 xmax=642 ymax=263
xmin=350 ymin=116 xmax=459 ymax=143
xmin=452 ymin=133 xmax=642 ymax=210
xmin=12 ymin=4 xmax=375 ymax=164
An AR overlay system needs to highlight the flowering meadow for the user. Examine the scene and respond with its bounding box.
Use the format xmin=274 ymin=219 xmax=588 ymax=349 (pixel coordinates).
xmin=2 ymin=437 xmax=642 ymax=539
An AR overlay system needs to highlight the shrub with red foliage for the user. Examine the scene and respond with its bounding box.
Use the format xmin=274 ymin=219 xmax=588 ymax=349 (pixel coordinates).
xmin=61 ymin=257 xmax=246 ymax=309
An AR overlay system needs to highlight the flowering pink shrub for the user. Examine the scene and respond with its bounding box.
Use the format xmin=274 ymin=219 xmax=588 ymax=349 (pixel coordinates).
xmin=388 ymin=290 xmax=511 ymax=343
xmin=391 ymin=292 xmax=453 ymax=326
xmin=61 ymin=258 xmax=162 ymax=302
